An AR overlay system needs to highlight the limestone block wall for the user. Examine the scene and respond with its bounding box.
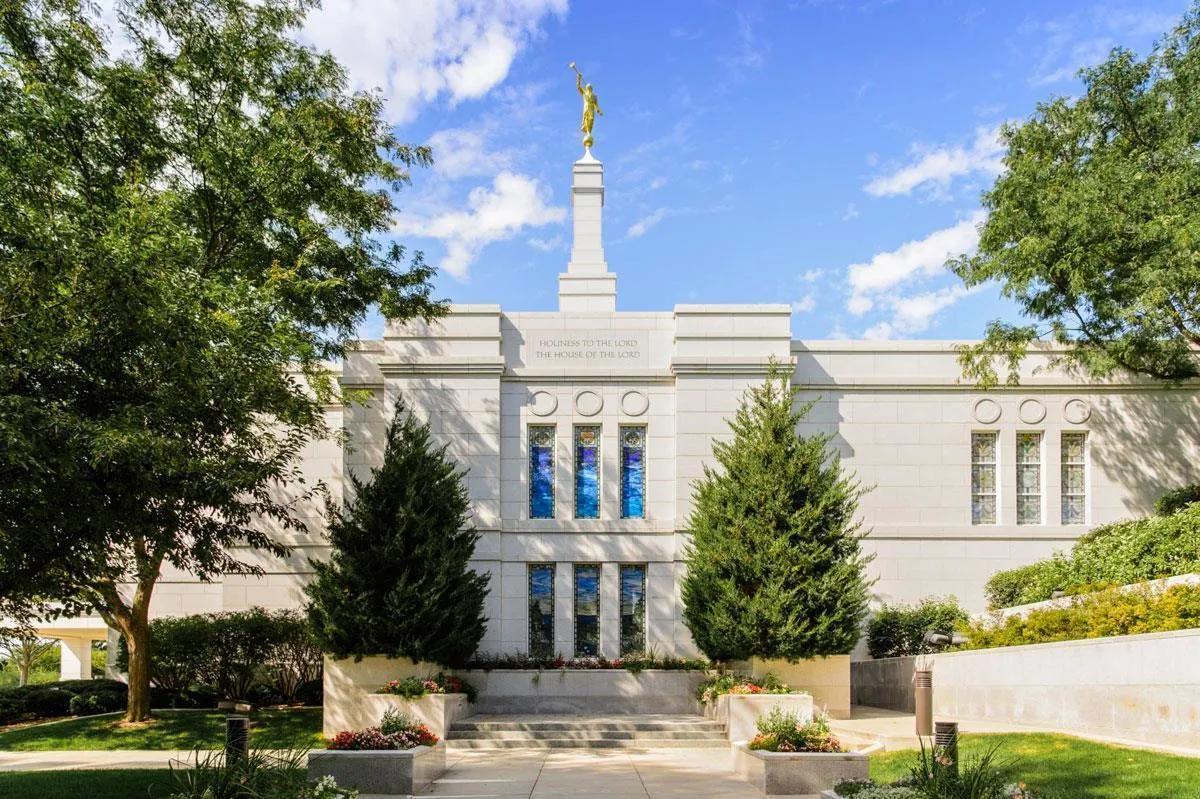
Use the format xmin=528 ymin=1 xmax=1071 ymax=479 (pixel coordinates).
xmin=793 ymin=341 xmax=1200 ymax=613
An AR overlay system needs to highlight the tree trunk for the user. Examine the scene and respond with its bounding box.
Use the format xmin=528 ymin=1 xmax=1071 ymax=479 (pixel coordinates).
xmin=17 ymin=655 xmax=29 ymax=687
xmin=122 ymin=606 xmax=152 ymax=722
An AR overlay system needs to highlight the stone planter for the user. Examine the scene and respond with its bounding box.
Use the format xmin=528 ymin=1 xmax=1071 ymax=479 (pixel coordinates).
xmin=711 ymin=693 xmax=814 ymax=742
xmin=308 ymin=741 xmax=446 ymax=796
xmin=322 ymin=655 xmax=473 ymax=737
xmin=750 ymin=656 xmax=852 ymax=719
xmin=734 ymin=744 xmax=869 ymax=797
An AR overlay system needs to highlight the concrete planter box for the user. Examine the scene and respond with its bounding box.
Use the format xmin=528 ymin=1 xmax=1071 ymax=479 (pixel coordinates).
xmin=308 ymin=741 xmax=446 ymax=796
xmin=458 ymin=669 xmax=708 ymax=714
xmin=750 ymin=656 xmax=851 ymax=719
xmin=322 ymin=656 xmax=473 ymax=737
xmin=709 ymin=693 xmax=814 ymax=742
xmin=734 ymin=744 xmax=869 ymax=797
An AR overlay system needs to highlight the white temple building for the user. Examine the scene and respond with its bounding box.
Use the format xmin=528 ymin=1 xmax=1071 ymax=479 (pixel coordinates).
xmin=49 ymin=147 xmax=1200 ymax=675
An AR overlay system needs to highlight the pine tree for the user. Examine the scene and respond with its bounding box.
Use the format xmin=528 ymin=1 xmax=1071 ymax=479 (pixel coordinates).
xmin=305 ymin=397 xmax=489 ymax=666
xmin=681 ymin=362 xmax=873 ymax=662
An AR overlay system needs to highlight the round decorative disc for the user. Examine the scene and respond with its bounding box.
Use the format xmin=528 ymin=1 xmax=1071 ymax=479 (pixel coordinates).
xmin=620 ymin=390 xmax=649 ymax=416
xmin=973 ymin=398 xmax=1002 ymax=424
xmin=1018 ymin=398 xmax=1046 ymax=424
xmin=574 ymin=390 xmax=603 ymax=417
xmin=530 ymin=390 xmax=558 ymax=417
xmin=1063 ymin=398 xmax=1092 ymax=424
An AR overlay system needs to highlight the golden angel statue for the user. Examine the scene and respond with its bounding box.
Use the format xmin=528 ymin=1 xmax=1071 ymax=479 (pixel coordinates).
xmin=570 ymin=62 xmax=602 ymax=149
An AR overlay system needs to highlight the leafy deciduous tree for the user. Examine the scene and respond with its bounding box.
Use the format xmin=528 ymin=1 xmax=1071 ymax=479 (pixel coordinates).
xmin=0 ymin=0 xmax=443 ymax=721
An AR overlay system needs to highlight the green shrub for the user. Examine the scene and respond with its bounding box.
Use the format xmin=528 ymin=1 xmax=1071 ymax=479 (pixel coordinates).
xmin=69 ymin=691 xmax=123 ymax=716
xmin=867 ymin=597 xmax=969 ymax=659
xmin=20 ymin=687 xmax=72 ymax=718
xmin=1155 ymin=484 xmax=1200 ymax=516
xmin=983 ymin=506 xmax=1200 ymax=608
xmin=166 ymin=748 xmax=357 ymax=799
xmin=118 ymin=608 xmax=322 ymax=703
xmin=748 ymin=707 xmax=843 ymax=752
xmin=963 ymin=583 xmax=1200 ymax=650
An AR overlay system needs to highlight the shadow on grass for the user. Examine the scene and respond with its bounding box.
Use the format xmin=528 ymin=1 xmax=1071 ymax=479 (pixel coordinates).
xmin=0 ymin=708 xmax=323 ymax=752
xmin=0 ymin=768 xmax=173 ymax=799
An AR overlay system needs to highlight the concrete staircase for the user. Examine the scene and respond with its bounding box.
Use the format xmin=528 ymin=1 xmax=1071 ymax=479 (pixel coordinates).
xmin=446 ymin=714 xmax=728 ymax=750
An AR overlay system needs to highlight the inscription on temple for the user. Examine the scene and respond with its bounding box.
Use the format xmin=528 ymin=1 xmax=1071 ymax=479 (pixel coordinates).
xmin=527 ymin=331 xmax=648 ymax=367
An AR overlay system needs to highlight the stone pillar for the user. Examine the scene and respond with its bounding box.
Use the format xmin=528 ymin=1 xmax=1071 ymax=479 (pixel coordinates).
xmin=59 ymin=637 xmax=92 ymax=681
xmin=600 ymin=562 xmax=620 ymax=659
xmin=554 ymin=562 xmax=574 ymax=658
xmin=558 ymin=152 xmax=617 ymax=312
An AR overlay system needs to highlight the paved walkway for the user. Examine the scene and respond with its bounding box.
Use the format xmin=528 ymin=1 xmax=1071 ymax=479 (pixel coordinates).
xmin=0 ymin=749 xmax=198 ymax=771
xmin=412 ymin=748 xmax=767 ymax=799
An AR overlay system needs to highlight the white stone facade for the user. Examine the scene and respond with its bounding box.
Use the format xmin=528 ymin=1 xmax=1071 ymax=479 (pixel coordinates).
xmin=110 ymin=152 xmax=1200 ymax=662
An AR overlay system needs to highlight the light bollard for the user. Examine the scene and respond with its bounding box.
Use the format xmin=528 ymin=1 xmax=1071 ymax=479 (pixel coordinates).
xmin=225 ymin=715 xmax=250 ymax=767
xmin=935 ymin=720 xmax=959 ymax=777
xmin=914 ymin=669 xmax=933 ymax=737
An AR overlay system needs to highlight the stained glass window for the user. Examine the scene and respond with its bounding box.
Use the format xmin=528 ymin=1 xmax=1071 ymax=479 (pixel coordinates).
xmin=619 ymin=565 xmax=646 ymax=656
xmin=528 ymin=565 xmax=555 ymax=658
xmin=574 ymin=564 xmax=600 ymax=657
xmin=1062 ymin=432 xmax=1087 ymax=525
xmin=1016 ymin=432 xmax=1042 ymax=525
xmin=529 ymin=426 xmax=555 ymax=519
xmin=620 ymin=427 xmax=646 ymax=519
xmin=971 ymin=432 xmax=998 ymax=525
xmin=574 ymin=426 xmax=600 ymax=519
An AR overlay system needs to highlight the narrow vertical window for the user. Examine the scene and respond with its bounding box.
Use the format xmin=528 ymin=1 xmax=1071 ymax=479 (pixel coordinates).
xmin=1062 ymin=432 xmax=1088 ymax=525
xmin=528 ymin=565 xmax=555 ymax=659
xmin=1016 ymin=432 xmax=1043 ymax=525
xmin=620 ymin=427 xmax=646 ymax=519
xmin=971 ymin=432 xmax=998 ymax=525
xmin=529 ymin=426 xmax=555 ymax=519
xmin=574 ymin=426 xmax=600 ymax=519
xmin=619 ymin=565 xmax=646 ymax=656
xmin=574 ymin=564 xmax=600 ymax=657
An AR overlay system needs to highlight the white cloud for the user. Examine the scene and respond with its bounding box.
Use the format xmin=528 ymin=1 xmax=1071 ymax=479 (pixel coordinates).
xmin=626 ymin=209 xmax=668 ymax=239
xmin=799 ymin=269 xmax=825 ymax=283
xmin=846 ymin=212 xmax=985 ymax=315
xmin=841 ymin=202 xmax=859 ymax=221
xmin=426 ymin=127 xmax=515 ymax=179
xmin=649 ymin=176 xmax=668 ymax=190
xmin=863 ymin=285 xmax=987 ymax=339
xmin=866 ymin=126 xmax=1005 ymax=197
xmin=393 ymin=172 xmax=565 ymax=279
xmin=300 ymin=0 xmax=567 ymax=123
xmin=792 ymin=294 xmax=816 ymax=314
xmin=528 ymin=234 xmax=564 ymax=252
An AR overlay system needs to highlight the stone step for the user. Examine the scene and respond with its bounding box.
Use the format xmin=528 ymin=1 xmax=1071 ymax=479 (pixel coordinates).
xmin=451 ymin=720 xmax=725 ymax=733
xmin=445 ymin=736 xmax=730 ymax=750
xmin=448 ymin=728 xmax=726 ymax=741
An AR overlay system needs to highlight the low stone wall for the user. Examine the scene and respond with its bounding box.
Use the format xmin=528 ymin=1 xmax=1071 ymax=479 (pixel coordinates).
xmin=323 ymin=656 xmax=472 ymax=738
xmin=751 ymin=657 xmax=851 ymax=719
xmin=852 ymin=629 xmax=1200 ymax=750
xmin=458 ymin=669 xmax=708 ymax=715
xmin=851 ymin=656 xmax=917 ymax=713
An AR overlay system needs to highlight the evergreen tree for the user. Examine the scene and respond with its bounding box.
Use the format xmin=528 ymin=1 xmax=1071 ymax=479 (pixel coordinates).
xmin=681 ymin=362 xmax=873 ymax=662
xmin=305 ymin=397 xmax=489 ymax=666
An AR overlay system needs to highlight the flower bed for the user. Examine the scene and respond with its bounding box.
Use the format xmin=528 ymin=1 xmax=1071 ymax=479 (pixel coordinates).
xmin=311 ymin=709 xmax=447 ymax=796
xmin=827 ymin=741 xmax=1042 ymax=799
xmin=327 ymin=708 xmax=438 ymax=751
xmin=698 ymin=672 xmax=798 ymax=705
xmin=734 ymin=707 xmax=867 ymax=795
xmin=378 ymin=673 xmax=477 ymax=702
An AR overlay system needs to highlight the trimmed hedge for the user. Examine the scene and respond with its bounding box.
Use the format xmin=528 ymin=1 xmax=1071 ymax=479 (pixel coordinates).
xmin=117 ymin=608 xmax=321 ymax=703
xmin=0 ymin=679 xmax=129 ymax=725
xmin=984 ymin=505 xmax=1200 ymax=608
xmin=866 ymin=596 xmax=969 ymax=659
xmin=1156 ymin=484 xmax=1200 ymax=516
xmin=962 ymin=584 xmax=1200 ymax=650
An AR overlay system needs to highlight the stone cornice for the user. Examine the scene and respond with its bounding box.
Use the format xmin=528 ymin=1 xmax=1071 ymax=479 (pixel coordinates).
xmin=671 ymin=357 xmax=793 ymax=376
xmin=377 ymin=358 xmax=505 ymax=377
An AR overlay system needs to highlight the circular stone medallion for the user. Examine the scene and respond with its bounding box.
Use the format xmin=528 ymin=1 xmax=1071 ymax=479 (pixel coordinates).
xmin=1018 ymin=398 xmax=1047 ymax=424
xmin=574 ymin=390 xmax=603 ymax=417
xmin=973 ymin=398 xmax=1002 ymax=424
xmin=620 ymin=390 xmax=650 ymax=417
xmin=530 ymin=390 xmax=558 ymax=417
xmin=1063 ymin=398 xmax=1092 ymax=425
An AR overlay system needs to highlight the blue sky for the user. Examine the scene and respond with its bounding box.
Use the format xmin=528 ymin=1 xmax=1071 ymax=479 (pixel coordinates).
xmin=296 ymin=1 xmax=1187 ymax=339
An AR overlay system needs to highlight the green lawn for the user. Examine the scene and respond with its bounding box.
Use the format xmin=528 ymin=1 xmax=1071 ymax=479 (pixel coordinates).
xmin=869 ymin=733 xmax=1200 ymax=799
xmin=0 ymin=769 xmax=172 ymax=799
xmin=0 ymin=708 xmax=323 ymax=751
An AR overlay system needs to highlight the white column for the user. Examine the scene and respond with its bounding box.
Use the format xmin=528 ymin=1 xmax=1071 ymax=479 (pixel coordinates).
xmin=558 ymin=153 xmax=617 ymax=312
xmin=58 ymin=637 xmax=91 ymax=681
xmin=599 ymin=562 xmax=620 ymax=659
